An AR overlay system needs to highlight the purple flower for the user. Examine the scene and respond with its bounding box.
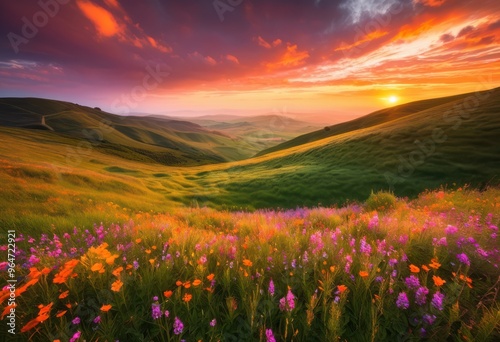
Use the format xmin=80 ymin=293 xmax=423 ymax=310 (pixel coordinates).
xmin=368 ymin=214 xmax=379 ymax=229
xmin=266 ymin=328 xmax=276 ymax=342
xmin=268 ymin=279 xmax=275 ymax=296
xmin=404 ymin=275 xmax=420 ymax=290
xmin=70 ymin=331 xmax=81 ymax=342
xmin=415 ymin=286 xmax=429 ymax=306
xmin=423 ymin=313 xmax=436 ymax=325
xmin=151 ymin=303 xmax=162 ymax=320
xmin=279 ymin=289 xmax=296 ymax=311
xmin=456 ymin=253 xmax=470 ymax=266
xmin=445 ymin=225 xmax=458 ymax=234
xmin=360 ymin=237 xmax=372 ymax=255
xmin=210 ymin=318 xmax=217 ymax=327
xmin=133 ymin=260 xmax=139 ymax=270
xmin=396 ymin=292 xmax=410 ymax=309
xmin=72 ymin=317 xmax=81 ymax=325
xmin=388 ymin=258 xmax=398 ymax=267
xmin=93 ymin=316 xmax=101 ymax=324
xmin=173 ymin=317 xmax=184 ymax=335
xmin=164 ymin=310 xmax=170 ymax=318
xmin=431 ymin=292 xmax=445 ymax=311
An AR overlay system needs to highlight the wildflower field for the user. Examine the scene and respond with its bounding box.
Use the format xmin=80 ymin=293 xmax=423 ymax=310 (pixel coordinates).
xmin=1 ymin=187 xmax=500 ymax=341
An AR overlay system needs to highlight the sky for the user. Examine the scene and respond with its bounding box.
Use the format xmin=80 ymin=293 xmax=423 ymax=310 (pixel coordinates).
xmin=0 ymin=0 xmax=499 ymax=123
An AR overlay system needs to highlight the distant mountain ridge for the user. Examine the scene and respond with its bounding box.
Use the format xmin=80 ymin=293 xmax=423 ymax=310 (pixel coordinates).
xmin=0 ymin=98 xmax=319 ymax=165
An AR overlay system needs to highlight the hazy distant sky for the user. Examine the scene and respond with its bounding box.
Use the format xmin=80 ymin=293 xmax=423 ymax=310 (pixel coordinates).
xmin=1 ymin=0 xmax=499 ymax=122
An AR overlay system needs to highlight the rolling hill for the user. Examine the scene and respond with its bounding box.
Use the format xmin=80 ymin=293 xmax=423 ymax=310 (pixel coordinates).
xmin=174 ymin=114 xmax=323 ymax=153
xmin=0 ymin=87 xmax=499 ymax=230
xmin=0 ymin=98 xmax=275 ymax=164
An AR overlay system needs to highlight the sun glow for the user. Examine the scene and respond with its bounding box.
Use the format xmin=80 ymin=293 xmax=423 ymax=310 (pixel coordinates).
xmin=388 ymin=95 xmax=399 ymax=104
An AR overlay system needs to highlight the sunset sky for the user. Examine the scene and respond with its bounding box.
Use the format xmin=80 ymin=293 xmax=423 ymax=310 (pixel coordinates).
xmin=1 ymin=0 xmax=499 ymax=122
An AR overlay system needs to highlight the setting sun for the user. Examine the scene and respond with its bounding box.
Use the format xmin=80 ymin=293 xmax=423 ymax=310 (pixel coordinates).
xmin=388 ymin=95 xmax=399 ymax=104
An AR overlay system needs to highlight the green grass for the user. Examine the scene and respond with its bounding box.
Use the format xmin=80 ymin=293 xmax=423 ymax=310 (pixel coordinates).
xmin=0 ymin=187 xmax=499 ymax=341
xmin=0 ymin=87 xmax=499 ymax=223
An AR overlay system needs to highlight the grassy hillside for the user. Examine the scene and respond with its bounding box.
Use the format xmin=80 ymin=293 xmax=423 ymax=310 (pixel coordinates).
xmin=0 ymin=98 xmax=261 ymax=164
xmin=256 ymin=91 xmax=483 ymax=157
xmin=187 ymin=114 xmax=322 ymax=153
xmin=0 ymin=87 xmax=499 ymax=230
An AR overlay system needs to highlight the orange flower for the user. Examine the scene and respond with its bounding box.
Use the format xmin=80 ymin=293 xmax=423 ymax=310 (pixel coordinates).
xmin=183 ymin=281 xmax=191 ymax=289
xmin=111 ymin=279 xmax=123 ymax=292
xmin=164 ymin=290 xmax=173 ymax=298
xmin=106 ymin=254 xmax=119 ymax=265
xmin=337 ymin=285 xmax=348 ymax=294
xmin=176 ymin=280 xmax=183 ymax=287
xmin=20 ymin=318 xmax=40 ymax=333
xmin=135 ymin=238 xmax=142 ymax=243
xmin=28 ymin=267 xmax=42 ymax=279
xmin=359 ymin=271 xmax=369 ymax=278
xmin=56 ymin=310 xmax=67 ymax=318
xmin=65 ymin=303 xmax=72 ymax=309
xmin=112 ymin=266 xmax=123 ymax=277
xmin=58 ymin=290 xmax=69 ymax=299
xmin=183 ymin=293 xmax=192 ymax=302
xmin=429 ymin=258 xmax=441 ymax=270
xmin=330 ymin=266 xmax=336 ymax=272
xmin=421 ymin=265 xmax=430 ymax=272
xmin=91 ymin=262 xmax=104 ymax=272
xmin=206 ymin=273 xmax=215 ymax=281
xmin=409 ymin=264 xmax=420 ymax=273
xmin=192 ymin=279 xmax=202 ymax=286
xmin=36 ymin=313 xmax=50 ymax=322
xmin=100 ymin=304 xmax=112 ymax=312
xmin=145 ymin=249 xmax=151 ymax=254
xmin=38 ymin=302 xmax=53 ymax=316
xmin=433 ymin=275 xmax=446 ymax=287
xmin=242 ymin=259 xmax=253 ymax=267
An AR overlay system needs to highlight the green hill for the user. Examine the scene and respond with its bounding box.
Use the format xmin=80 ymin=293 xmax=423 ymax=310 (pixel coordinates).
xmin=0 ymin=87 xmax=499 ymax=229
xmin=0 ymin=98 xmax=261 ymax=164
xmin=185 ymin=86 xmax=500 ymax=208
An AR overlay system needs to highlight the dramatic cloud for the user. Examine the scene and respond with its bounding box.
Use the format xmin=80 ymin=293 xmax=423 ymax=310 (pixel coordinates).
xmin=0 ymin=0 xmax=499 ymax=119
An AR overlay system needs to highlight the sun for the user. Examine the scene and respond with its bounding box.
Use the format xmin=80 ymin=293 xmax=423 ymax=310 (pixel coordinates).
xmin=388 ymin=95 xmax=399 ymax=104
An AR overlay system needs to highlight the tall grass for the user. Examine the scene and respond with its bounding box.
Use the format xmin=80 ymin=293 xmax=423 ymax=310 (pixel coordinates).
xmin=1 ymin=187 xmax=499 ymax=341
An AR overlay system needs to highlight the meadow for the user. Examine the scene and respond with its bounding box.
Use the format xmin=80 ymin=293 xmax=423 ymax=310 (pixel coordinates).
xmin=1 ymin=187 xmax=499 ymax=341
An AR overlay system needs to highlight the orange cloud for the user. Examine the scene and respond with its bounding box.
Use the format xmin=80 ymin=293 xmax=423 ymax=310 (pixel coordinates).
xmin=255 ymin=36 xmax=272 ymax=49
xmin=335 ymin=30 xmax=388 ymax=52
xmin=104 ymin=0 xmax=119 ymax=9
xmin=77 ymin=0 xmax=121 ymax=38
xmin=266 ymin=44 xmax=309 ymax=70
xmin=147 ymin=36 xmax=172 ymax=53
xmin=226 ymin=54 xmax=240 ymax=64
xmin=414 ymin=0 xmax=447 ymax=7
xmin=189 ymin=52 xmax=217 ymax=66
xmin=272 ymin=39 xmax=282 ymax=47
